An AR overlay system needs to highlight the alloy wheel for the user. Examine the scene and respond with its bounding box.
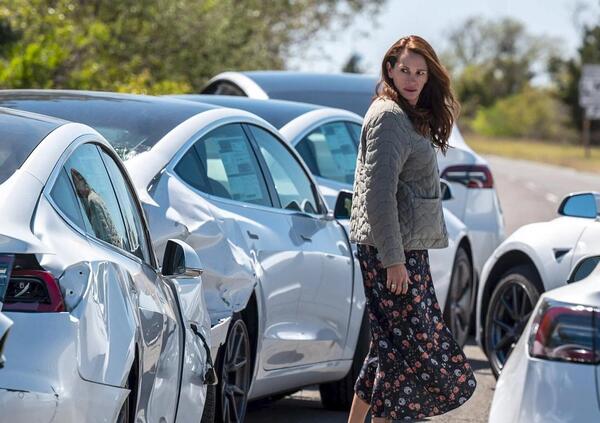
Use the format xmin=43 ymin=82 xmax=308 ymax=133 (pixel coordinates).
xmin=485 ymin=268 xmax=541 ymax=376
xmin=445 ymin=247 xmax=473 ymax=347
xmin=219 ymin=318 xmax=251 ymax=423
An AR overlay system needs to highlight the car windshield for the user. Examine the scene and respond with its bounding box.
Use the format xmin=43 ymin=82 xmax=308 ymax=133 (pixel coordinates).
xmin=0 ymin=95 xmax=211 ymax=160
xmin=0 ymin=111 xmax=59 ymax=184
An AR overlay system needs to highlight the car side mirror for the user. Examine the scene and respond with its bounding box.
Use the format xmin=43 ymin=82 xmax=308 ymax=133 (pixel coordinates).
xmin=0 ymin=313 xmax=12 ymax=369
xmin=558 ymin=192 xmax=599 ymax=219
xmin=162 ymin=239 xmax=203 ymax=278
xmin=441 ymin=179 xmax=454 ymax=201
xmin=334 ymin=190 xmax=353 ymax=220
xmin=567 ymin=255 xmax=600 ymax=284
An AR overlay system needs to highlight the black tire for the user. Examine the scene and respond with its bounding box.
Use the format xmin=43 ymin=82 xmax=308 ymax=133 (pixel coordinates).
xmin=443 ymin=246 xmax=475 ymax=348
xmin=484 ymin=265 xmax=542 ymax=378
xmin=117 ymin=369 xmax=137 ymax=423
xmin=319 ymin=311 xmax=370 ymax=410
xmin=200 ymin=384 xmax=216 ymax=423
xmin=215 ymin=314 xmax=252 ymax=423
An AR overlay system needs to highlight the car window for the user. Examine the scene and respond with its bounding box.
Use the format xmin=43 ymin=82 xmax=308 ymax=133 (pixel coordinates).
xmin=100 ymin=148 xmax=152 ymax=263
xmin=50 ymin=167 xmax=86 ymax=230
xmin=347 ymin=122 xmax=362 ymax=146
xmin=64 ymin=144 xmax=130 ymax=251
xmin=194 ymin=124 xmax=271 ymax=207
xmin=175 ymin=147 xmax=211 ymax=193
xmin=295 ymin=121 xmax=357 ymax=185
xmin=248 ymin=125 xmax=320 ymax=214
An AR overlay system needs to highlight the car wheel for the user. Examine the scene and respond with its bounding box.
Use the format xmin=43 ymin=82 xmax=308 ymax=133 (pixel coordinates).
xmin=215 ymin=315 xmax=252 ymax=423
xmin=200 ymin=384 xmax=216 ymax=423
xmin=319 ymin=311 xmax=369 ymax=410
xmin=117 ymin=373 xmax=135 ymax=423
xmin=484 ymin=265 xmax=542 ymax=377
xmin=443 ymin=246 xmax=474 ymax=347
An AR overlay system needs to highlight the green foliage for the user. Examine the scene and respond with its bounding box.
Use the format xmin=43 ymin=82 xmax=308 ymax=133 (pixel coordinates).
xmin=444 ymin=17 xmax=555 ymax=119
xmin=471 ymin=87 xmax=575 ymax=141
xmin=0 ymin=0 xmax=383 ymax=93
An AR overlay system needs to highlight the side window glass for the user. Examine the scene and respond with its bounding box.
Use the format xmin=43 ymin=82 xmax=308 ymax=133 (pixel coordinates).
xmin=50 ymin=167 xmax=86 ymax=230
xmin=295 ymin=122 xmax=357 ymax=185
xmin=348 ymin=122 xmax=362 ymax=146
xmin=175 ymin=147 xmax=211 ymax=193
xmin=100 ymin=148 xmax=152 ymax=263
xmin=64 ymin=144 xmax=130 ymax=251
xmin=195 ymin=124 xmax=271 ymax=207
xmin=249 ymin=125 xmax=320 ymax=214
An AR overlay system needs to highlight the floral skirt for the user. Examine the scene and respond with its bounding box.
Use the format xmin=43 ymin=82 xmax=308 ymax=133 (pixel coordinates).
xmin=354 ymin=244 xmax=476 ymax=421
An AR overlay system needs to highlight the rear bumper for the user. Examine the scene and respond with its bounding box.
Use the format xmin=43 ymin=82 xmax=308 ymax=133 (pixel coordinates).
xmin=0 ymin=312 xmax=128 ymax=423
xmin=489 ymin=327 xmax=600 ymax=422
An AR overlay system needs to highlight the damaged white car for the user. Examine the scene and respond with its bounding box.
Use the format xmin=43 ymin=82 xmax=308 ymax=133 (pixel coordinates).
xmin=0 ymin=107 xmax=214 ymax=422
xmin=0 ymin=91 xmax=368 ymax=421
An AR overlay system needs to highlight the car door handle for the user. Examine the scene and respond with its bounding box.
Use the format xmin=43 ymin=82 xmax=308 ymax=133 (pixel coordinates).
xmin=247 ymin=230 xmax=260 ymax=240
xmin=300 ymin=234 xmax=312 ymax=242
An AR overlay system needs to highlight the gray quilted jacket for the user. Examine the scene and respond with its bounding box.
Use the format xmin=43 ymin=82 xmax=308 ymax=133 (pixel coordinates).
xmin=349 ymin=98 xmax=448 ymax=267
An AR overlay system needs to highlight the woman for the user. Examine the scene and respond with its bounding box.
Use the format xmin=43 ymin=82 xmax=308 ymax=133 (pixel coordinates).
xmin=348 ymin=35 xmax=476 ymax=422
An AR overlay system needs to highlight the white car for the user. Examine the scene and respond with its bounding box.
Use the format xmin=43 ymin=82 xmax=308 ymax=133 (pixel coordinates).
xmin=201 ymin=71 xmax=505 ymax=294
xmin=488 ymin=253 xmax=600 ymax=423
xmin=0 ymin=90 xmax=372 ymax=419
xmin=0 ymin=107 xmax=213 ymax=422
xmin=476 ymin=191 xmax=600 ymax=376
xmin=175 ymin=94 xmax=476 ymax=347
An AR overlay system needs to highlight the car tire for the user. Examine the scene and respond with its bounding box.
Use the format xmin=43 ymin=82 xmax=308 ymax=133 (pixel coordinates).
xmin=443 ymin=246 xmax=475 ymax=348
xmin=319 ymin=311 xmax=369 ymax=410
xmin=117 ymin=371 xmax=136 ymax=423
xmin=215 ymin=314 xmax=252 ymax=423
xmin=200 ymin=384 xmax=216 ymax=423
xmin=484 ymin=265 xmax=542 ymax=378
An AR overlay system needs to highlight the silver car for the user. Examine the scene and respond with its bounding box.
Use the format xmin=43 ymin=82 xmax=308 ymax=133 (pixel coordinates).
xmin=173 ymin=94 xmax=476 ymax=348
xmin=0 ymin=91 xmax=367 ymax=420
xmin=0 ymin=107 xmax=213 ymax=422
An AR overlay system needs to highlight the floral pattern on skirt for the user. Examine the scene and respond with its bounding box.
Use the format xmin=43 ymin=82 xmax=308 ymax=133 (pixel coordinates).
xmin=354 ymin=244 xmax=476 ymax=421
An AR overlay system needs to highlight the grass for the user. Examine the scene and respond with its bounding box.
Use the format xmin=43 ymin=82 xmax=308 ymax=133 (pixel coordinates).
xmin=465 ymin=134 xmax=600 ymax=174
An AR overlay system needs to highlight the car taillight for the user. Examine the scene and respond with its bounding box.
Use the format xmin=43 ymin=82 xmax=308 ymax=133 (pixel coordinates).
xmin=2 ymin=268 xmax=65 ymax=313
xmin=440 ymin=165 xmax=494 ymax=188
xmin=528 ymin=299 xmax=600 ymax=364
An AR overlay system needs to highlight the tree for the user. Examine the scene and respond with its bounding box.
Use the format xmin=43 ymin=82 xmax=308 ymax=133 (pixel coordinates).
xmin=443 ymin=16 xmax=556 ymax=120
xmin=342 ymin=53 xmax=365 ymax=73
xmin=548 ymin=24 xmax=600 ymax=130
xmin=0 ymin=0 xmax=384 ymax=93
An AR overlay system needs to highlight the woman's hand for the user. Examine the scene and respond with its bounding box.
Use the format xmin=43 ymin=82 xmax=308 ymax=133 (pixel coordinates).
xmin=386 ymin=263 xmax=410 ymax=295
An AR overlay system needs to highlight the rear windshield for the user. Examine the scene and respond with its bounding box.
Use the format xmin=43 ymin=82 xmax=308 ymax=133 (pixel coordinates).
xmin=0 ymin=111 xmax=59 ymax=184
xmin=0 ymin=95 xmax=210 ymax=160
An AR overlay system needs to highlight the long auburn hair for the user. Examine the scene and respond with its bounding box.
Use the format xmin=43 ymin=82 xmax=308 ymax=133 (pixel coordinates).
xmin=376 ymin=35 xmax=459 ymax=153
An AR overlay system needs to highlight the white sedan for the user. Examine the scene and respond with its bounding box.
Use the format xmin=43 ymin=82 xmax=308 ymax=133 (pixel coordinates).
xmin=174 ymin=94 xmax=475 ymax=348
xmin=488 ymin=253 xmax=600 ymax=423
xmin=477 ymin=191 xmax=600 ymax=376
xmin=0 ymin=107 xmax=212 ymax=422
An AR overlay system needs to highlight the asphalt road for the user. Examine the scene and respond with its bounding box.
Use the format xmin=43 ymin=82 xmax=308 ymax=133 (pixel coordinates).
xmin=246 ymin=154 xmax=600 ymax=422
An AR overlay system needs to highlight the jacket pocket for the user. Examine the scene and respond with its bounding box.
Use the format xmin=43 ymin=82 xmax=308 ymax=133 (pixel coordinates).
xmin=411 ymin=197 xmax=444 ymax=239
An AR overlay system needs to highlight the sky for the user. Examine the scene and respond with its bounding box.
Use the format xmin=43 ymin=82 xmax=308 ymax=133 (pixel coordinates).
xmin=290 ymin=0 xmax=600 ymax=78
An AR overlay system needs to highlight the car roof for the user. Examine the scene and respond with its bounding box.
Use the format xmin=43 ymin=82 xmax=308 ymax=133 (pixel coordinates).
xmin=0 ymin=90 xmax=219 ymax=157
xmin=0 ymin=107 xmax=67 ymax=185
xmin=203 ymin=71 xmax=379 ymax=116
xmin=171 ymin=94 xmax=323 ymax=128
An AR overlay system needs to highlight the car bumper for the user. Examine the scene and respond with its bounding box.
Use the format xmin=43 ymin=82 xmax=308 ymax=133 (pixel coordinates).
xmin=0 ymin=312 xmax=128 ymax=423
xmin=489 ymin=330 xmax=600 ymax=423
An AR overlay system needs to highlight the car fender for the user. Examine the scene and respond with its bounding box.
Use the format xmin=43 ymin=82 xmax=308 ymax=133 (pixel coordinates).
xmin=475 ymin=216 xmax=590 ymax=346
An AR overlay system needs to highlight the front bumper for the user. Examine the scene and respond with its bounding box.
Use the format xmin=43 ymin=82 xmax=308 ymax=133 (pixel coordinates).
xmin=0 ymin=312 xmax=128 ymax=423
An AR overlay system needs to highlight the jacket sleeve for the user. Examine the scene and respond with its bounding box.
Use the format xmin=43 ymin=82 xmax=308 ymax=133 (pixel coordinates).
xmin=363 ymin=111 xmax=413 ymax=267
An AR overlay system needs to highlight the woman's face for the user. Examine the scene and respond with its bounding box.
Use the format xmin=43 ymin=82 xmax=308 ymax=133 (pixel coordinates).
xmin=386 ymin=49 xmax=428 ymax=106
